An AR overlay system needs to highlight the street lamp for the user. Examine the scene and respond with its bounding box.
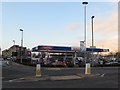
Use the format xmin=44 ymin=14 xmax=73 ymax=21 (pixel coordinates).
xmin=20 ymin=29 xmax=23 ymax=63
xmin=13 ymin=40 xmax=15 ymax=45
xmin=82 ymin=2 xmax=88 ymax=63
xmin=91 ymin=16 xmax=95 ymax=66
xmin=91 ymin=16 xmax=95 ymax=47
xmin=0 ymin=47 xmax=1 ymax=58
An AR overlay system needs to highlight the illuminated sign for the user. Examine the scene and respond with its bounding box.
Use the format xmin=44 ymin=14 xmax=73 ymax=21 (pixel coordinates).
xmin=41 ymin=46 xmax=53 ymax=50
xmin=71 ymin=47 xmax=80 ymax=51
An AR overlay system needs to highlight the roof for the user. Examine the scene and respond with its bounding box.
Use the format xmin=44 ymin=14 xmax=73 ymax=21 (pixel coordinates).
xmin=32 ymin=45 xmax=72 ymax=52
xmin=32 ymin=45 xmax=109 ymax=53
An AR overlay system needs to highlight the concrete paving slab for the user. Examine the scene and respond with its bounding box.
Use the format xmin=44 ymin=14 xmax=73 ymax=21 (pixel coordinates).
xmin=7 ymin=75 xmax=83 ymax=82
xmin=76 ymin=73 xmax=102 ymax=78
xmin=49 ymin=75 xmax=83 ymax=80
xmin=6 ymin=73 xmax=104 ymax=82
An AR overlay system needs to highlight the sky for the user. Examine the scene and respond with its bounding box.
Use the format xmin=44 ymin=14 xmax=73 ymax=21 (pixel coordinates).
xmin=1 ymin=0 xmax=118 ymax=53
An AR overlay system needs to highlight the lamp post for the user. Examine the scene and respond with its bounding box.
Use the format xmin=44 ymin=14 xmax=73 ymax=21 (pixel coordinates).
xmin=20 ymin=29 xmax=23 ymax=63
xmin=91 ymin=16 xmax=95 ymax=66
xmin=91 ymin=16 xmax=95 ymax=47
xmin=82 ymin=2 xmax=88 ymax=63
xmin=13 ymin=40 xmax=15 ymax=45
xmin=0 ymin=47 xmax=1 ymax=58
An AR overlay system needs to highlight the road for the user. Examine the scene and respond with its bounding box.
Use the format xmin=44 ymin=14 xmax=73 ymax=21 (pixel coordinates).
xmin=2 ymin=61 xmax=119 ymax=89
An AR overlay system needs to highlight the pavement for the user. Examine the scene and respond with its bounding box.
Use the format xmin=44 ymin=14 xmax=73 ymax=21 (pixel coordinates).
xmin=5 ymin=73 xmax=105 ymax=83
xmin=23 ymin=75 xmax=83 ymax=81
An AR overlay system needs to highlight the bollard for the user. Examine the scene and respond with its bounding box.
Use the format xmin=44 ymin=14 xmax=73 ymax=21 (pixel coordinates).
xmin=85 ymin=63 xmax=91 ymax=74
xmin=36 ymin=63 xmax=41 ymax=77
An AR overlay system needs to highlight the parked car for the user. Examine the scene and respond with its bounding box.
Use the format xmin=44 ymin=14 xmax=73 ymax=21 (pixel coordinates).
xmin=56 ymin=58 xmax=66 ymax=67
xmin=51 ymin=59 xmax=57 ymax=66
xmin=43 ymin=58 xmax=52 ymax=66
xmin=105 ymin=60 xmax=118 ymax=65
xmin=99 ymin=60 xmax=104 ymax=65
xmin=75 ymin=57 xmax=85 ymax=67
xmin=118 ymin=59 xmax=120 ymax=64
xmin=65 ymin=57 xmax=74 ymax=67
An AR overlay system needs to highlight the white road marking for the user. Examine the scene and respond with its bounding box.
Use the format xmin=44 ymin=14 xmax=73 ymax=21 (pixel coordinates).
xmin=45 ymin=68 xmax=61 ymax=70
xmin=100 ymin=74 xmax=105 ymax=77
xmin=19 ymin=78 xmax=25 ymax=80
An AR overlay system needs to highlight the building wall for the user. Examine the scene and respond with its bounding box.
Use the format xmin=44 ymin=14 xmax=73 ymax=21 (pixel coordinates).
xmin=2 ymin=45 xmax=29 ymax=60
xmin=0 ymin=47 xmax=1 ymax=58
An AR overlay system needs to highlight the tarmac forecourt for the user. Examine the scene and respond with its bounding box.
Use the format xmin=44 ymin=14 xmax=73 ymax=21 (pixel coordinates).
xmin=2 ymin=61 xmax=106 ymax=82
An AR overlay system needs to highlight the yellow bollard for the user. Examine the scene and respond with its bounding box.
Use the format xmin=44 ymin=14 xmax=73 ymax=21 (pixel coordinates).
xmin=85 ymin=63 xmax=91 ymax=74
xmin=36 ymin=63 xmax=41 ymax=77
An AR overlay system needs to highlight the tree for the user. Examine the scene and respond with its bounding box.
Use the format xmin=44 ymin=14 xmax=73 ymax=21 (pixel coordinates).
xmin=37 ymin=53 xmax=41 ymax=58
xmin=32 ymin=53 xmax=36 ymax=58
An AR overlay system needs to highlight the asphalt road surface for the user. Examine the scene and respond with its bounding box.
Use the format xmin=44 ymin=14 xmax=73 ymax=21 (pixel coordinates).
xmin=2 ymin=61 xmax=119 ymax=89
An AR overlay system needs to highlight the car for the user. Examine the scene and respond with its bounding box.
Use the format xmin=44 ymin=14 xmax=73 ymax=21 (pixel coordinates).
xmin=43 ymin=58 xmax=51 ymax=66
xmin=105 ymin=60 xmax=113 ymax=65
xmin=7 ymin=57 xmax=11 ymax=60
xmin=74 ymin=57 xmax=85 ymax=67
xmin=99 ymin=60 xmax=104 ymax=65
xmin=65 ymin=57 xmax=74 ymax=67
xmin=56 ymin=58 xmax=66 ymax=67
xmin=105 ymin=60 xmax=118 ymax=65
xmin=51 ymin=59 xmax=57 ymax=66
xmin=117 ymin=59 xmax=120 ymax=64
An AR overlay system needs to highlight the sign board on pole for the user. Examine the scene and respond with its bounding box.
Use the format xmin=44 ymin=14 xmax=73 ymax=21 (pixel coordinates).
xmin=80 ymin=41 xmax=86 ymax=51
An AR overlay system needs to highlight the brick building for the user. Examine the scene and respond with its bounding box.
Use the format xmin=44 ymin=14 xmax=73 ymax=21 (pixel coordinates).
xmin=2 ymin=45 xmax=31 ymax=61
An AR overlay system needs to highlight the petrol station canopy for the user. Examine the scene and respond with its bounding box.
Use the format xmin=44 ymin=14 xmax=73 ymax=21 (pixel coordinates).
xmin=32 ymin=45 xmax=109 ymax=53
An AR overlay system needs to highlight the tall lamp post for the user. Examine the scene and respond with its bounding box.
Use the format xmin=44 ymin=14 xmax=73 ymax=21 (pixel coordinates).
xmin=20 ymin=29 xmax=23 ymax=63
xmin=91 ymin=16 xmax=95 ymax=47
xmin=0 ymin=47 xmax=1 ymax=58
xmin=91 ymin=16 xmax=95 ymax=66
xmin=82 ymin=2 xmax=88 ymax=63
xmin=13 ymin=40 xmax=15 ymax=45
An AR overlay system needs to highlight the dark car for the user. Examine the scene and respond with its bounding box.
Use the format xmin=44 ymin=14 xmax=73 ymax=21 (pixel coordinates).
xmin=56 ymin=58 xmax=66 ymax=67
xmin=75 ymin=57 xmax=85 ymax=67
xmin=65 ymin=58 xmax=74 ymax=67
xmin=43 ymin=58 xmax=52 ymax=66
xmin=51 ymin=59 xmax=57 ymax=66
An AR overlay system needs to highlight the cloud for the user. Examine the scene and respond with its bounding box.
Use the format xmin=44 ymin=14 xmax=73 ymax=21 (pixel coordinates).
xmin=66 ymin=35 xmax=118 ymax=52
xmin=95 ymin=35 xmax=118 ymax=52
xmin=92 ymin=11 xmax=118 ymax=33
xmin=64 ymin=11 xmax=118 ymax=52
xmin=86 ymin=35 xmax=118 ymax=52
xmin=87 ymin=11 xmax=118 ymax=52
xmin=65 ymin=22 xmax=81 ymax=31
